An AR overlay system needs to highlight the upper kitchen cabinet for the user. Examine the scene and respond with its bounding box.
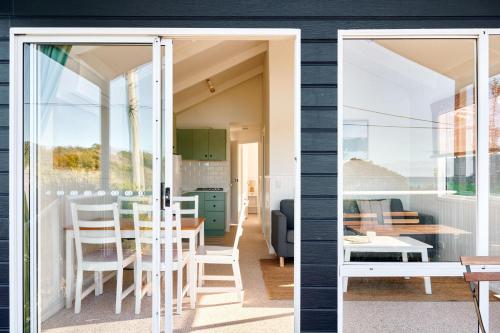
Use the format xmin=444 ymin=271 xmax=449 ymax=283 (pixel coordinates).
xmin=176 ymin=129 xmax=194 ymax=160
xmin=193 ymin=129 xmax=209 ymax=160
xmin=176 ymin=128 xmax=226 ymax=161
xmin=208 ymin=129 xmax=226 ymax=161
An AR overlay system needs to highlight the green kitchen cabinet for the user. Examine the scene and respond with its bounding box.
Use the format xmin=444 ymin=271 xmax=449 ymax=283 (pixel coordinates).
xmin=176 ymin=129 xmax=194 ymax=160
xmin=182 ymin=191 xmax=225 ymax=237
xmin=177 ymin=128 xmax=226 ymax=161
xmin=204 ymin=192 xmax=225 ymax=236
xmin=204 ymin=212 xmax=225 ymax=233
xmin=193 ymin=129 xmax=209 ymax=160
xmin=208 ymin=129 xmax=226 ymax=161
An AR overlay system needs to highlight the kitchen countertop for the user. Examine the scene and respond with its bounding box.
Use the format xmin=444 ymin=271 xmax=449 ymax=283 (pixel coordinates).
xmin=182 ymin=188 xmax=228 ymax=193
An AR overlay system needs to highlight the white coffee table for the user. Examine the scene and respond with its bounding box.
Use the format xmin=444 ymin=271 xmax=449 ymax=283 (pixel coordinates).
xmin=343 ymin=236 xmax=433 ymax=294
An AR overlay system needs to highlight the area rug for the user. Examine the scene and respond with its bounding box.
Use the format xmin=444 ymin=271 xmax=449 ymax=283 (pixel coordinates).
xmin=344 ymin=277 xmax=500 ymax=302
xmin=259 ymin=258 xmax=294 ymax=300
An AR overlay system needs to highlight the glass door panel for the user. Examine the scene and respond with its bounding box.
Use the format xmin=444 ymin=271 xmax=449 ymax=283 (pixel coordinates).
xmin=341 ymin=36 xmax=480 ymax=332
xmin=23 ymin=43 xmax=159 ymax=332
xmin=342 ymin=38 xmax=478 ymax=265
xmin=489 ymin=35 xmax=500 ymax=330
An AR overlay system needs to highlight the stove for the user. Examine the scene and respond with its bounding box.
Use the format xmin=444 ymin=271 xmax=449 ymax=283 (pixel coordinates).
xmin=196 ymin=187 xmax=224 ymax=191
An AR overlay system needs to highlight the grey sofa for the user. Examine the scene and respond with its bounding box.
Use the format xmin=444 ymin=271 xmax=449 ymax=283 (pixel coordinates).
xmin=344 ymin=198 xmax=437 ymax=260
xmin=271 ymin=199 xmax=294 ymax=267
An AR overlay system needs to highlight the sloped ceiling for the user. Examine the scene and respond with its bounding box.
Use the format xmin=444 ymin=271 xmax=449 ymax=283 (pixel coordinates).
xmin=67 ymin=40 xmax=267 ymax=113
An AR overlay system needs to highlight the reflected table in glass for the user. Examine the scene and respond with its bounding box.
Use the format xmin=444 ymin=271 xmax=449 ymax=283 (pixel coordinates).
xmin=343 ymin=236 xmax=433 ymax=294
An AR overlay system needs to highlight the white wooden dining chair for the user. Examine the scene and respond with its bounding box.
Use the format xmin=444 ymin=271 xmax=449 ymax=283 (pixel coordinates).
xmin=172 ymin=196 xmax=199 ymax=217
xmin=132 ymin=202 xmax=191 ymax=314
xmin=70 ymin=202 xmax=136 ymax=314
xmin=195 ymin=198 xmax=248 ymax=302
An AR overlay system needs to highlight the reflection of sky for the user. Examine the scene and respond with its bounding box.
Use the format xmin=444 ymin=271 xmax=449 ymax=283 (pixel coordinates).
xmin=38 ymin=51 xmax=153 ymax=152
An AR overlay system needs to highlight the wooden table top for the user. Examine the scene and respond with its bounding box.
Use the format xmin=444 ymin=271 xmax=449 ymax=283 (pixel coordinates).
xmin=348 ymin=224 xmax=469 ymax=236
xmin=461 ymin=256 xmax=500 ymax=266
xmin=65 ymin=217 xmax=205 ymax=231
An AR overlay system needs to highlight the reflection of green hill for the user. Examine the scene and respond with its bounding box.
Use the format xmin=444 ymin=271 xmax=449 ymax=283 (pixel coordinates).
xmin=110 ymin=150 xmax=152 ymax=190
xmin=344 ymin=158 xmax=409 ymax=191
xmin=53 ymin=144 xmax=100 ymax=170
xmin=44 ymin=144 xmax=153 ymax=190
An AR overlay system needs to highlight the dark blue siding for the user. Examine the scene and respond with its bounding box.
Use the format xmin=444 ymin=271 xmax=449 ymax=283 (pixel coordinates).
xmin=0 ymin=12 xmax=7 ymax=330
xmin=1 ymin=1 xmax=500 ymax=331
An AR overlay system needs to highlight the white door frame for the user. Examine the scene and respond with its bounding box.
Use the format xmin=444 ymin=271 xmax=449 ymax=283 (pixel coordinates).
xmin=337 ymin=28 xmax=500 ymax=333
xmin=9 ymin=27 xmax=301 ymax=333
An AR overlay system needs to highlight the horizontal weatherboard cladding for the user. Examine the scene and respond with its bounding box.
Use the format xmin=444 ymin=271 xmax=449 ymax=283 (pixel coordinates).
xmin=0 ymin=105 xmax=7 ymax=126
xmin=10 ymin=0 xmax=500 ymax=17
xmin=2 ymin=1 xmax=500 ymax=331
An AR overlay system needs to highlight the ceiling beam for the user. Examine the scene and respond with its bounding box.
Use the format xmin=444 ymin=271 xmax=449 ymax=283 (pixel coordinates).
xmin=174 ymin=65 xmax=263 ymax=113
xmin=174 ymin=40 xmax=225 ymax=64
xmin=173 ymin=42 xmax=267 ymax=94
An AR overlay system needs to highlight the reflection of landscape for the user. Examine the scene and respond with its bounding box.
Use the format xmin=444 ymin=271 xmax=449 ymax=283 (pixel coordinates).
xmin=37 ymin=143 xmax=152 ymax=192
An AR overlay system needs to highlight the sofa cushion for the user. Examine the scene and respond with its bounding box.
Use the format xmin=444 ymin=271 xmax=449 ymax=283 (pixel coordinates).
xmin=280 ymin=199 xmax=294 ymax=230
xmin=286 ymin=230 xmax=294 ymax=243
xmin=356 ymin=199 xmax=391 ymax=223
xmin=343 ymin=200 xmax=360 ymax=214
xmin=390 ymin=198 xmax=404 ymax=212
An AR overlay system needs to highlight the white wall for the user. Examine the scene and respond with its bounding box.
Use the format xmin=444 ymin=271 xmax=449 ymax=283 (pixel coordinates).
xmin=176 ymin=75 xmax=263 ymax=128
xmin=264 ymin=40 xmax=295 ymax=251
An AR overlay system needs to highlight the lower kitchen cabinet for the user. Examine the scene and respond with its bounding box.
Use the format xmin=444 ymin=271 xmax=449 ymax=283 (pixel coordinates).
xmin=182 ymin=191 xmax=226 ymax=236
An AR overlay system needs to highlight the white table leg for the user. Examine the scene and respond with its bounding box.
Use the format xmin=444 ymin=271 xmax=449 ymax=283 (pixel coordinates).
xmin=343 ymin=249 xmax=351 ymax=293
xmin=402 ymin=252 xmax=410 ymax=279
xmin=421 ymin=250 xmax=432 ymax=294
xmin=189 ymin=235 xmax=196 ymax=309
xmin=65 ymin=231 xmax=74 ymax=309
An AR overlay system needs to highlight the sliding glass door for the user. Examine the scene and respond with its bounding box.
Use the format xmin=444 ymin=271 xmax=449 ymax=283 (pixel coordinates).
xmin=339 ymin=31 xmax=498 ymax=332
xmin=20 ymin=37 xmax=173 ymax=333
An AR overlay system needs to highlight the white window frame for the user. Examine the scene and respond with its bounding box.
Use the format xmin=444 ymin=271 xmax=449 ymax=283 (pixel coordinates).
xmin=9 ymin=27 xmax=301 ymax=333
xmin=337 ymin=28 xmax=500 ymax=333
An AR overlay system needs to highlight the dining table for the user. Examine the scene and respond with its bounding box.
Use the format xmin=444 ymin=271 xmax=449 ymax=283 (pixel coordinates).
xmin=64 ymin=216 xmax=205 ymax=310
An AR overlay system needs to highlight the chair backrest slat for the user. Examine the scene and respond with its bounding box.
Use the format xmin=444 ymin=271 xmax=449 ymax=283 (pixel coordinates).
xmin=77 ymin=220 xmax=115 ymax=228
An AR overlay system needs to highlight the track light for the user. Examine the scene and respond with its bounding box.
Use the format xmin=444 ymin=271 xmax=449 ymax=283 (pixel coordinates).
xmin=206 ymin=79 xmax=215 ymax=93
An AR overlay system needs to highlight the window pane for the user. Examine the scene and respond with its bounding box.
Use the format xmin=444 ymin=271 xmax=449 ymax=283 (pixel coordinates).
xmin=342 ymin=39 xmax=477 ymax=265
xmin=23 ymin=44 xmax=155 ymax=331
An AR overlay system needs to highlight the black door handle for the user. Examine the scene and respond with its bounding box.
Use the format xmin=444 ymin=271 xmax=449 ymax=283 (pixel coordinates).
xmin=160 ymin=183 xmax=170 ymax=209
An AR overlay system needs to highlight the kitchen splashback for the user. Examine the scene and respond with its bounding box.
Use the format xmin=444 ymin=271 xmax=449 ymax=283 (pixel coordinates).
xmin=181 ymin=160 xmax=229 ymax=190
